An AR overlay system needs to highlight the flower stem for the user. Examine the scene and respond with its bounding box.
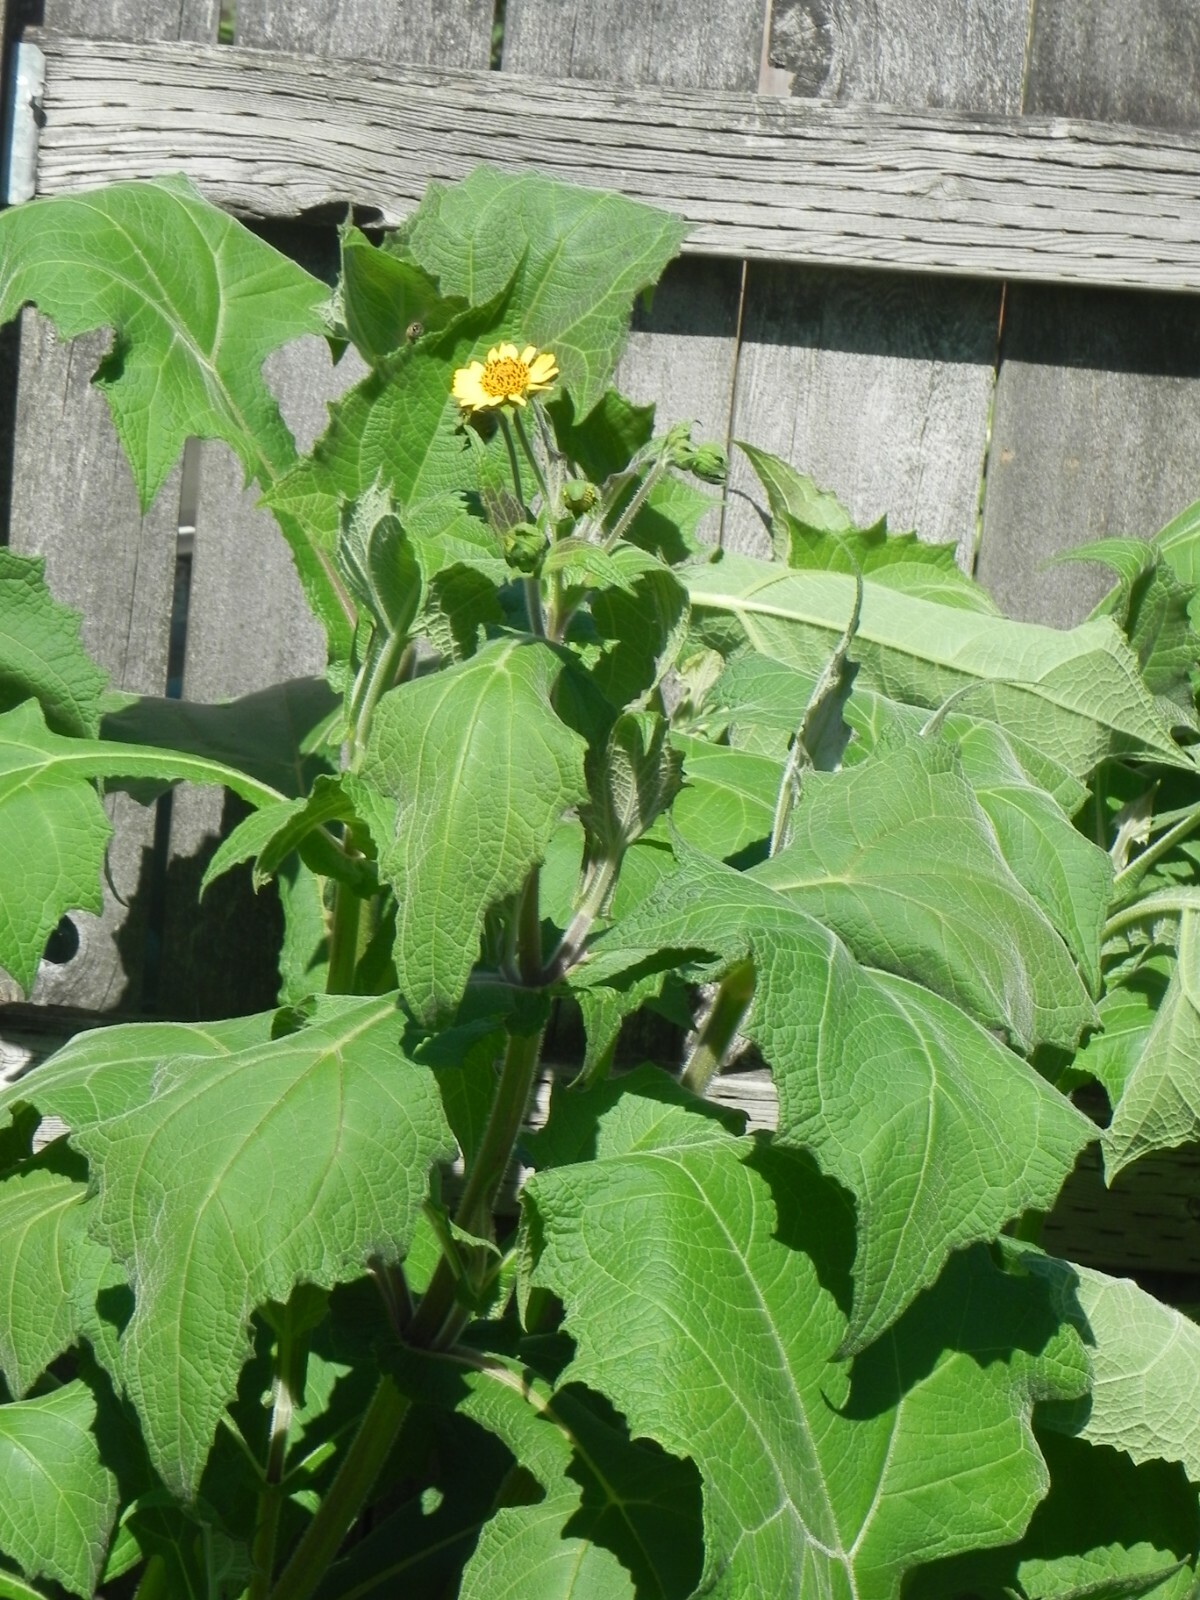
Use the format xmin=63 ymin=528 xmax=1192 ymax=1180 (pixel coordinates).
xmin=604 ymin=456 xmax=666 ymax=551
xmin=512 ymin=408 xmax=550 ymax=505
xmin=497 ymin=412 xmax=524 ymax=504
xmin=266 ymin=1377 xmax=411 ymax=1600
xmin=523 ymin=574 xmax=546 ymax=637
xmin=680 ymin=959 xmax=756 ymax=1096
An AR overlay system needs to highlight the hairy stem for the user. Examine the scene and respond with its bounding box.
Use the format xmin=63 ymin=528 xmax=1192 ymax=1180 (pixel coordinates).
xmin=248 ymin=1311 xmax=304 ymax=1599
xmin=266 ymin=1377 xmax=411 ymax=1600
xmin=604 ymin=456 xmax=666 ymax=550
xmin=325 ymin=879 xmax=363 ymax=996
xmin=497 ymin=411 xmax=524 ymax=504
xmin=680 ymin=959 xmax=756 ymax=1096
xmin=1110 ymin=801 xmax=1200 ymax=906
xmin=407 ymin=1019 xmax=545 ymax=1348
xmin=512 ymin=407 xmax=550 ymax=505
xmin=546 ymin=851 xmax=623 ymax=979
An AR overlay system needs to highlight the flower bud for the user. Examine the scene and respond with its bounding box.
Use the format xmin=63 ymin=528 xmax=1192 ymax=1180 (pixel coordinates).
xmin=561 ymin=478 xmax=599 ymax=516
xmin=502 ymin=522 xmax=545 ymax=574
xmin=688 ymin=443 xmax=728 ymax=484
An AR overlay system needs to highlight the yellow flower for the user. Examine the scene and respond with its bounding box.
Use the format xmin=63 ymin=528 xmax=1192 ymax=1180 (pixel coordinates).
xmin=453 ymin=343 xmax=558 ymax=412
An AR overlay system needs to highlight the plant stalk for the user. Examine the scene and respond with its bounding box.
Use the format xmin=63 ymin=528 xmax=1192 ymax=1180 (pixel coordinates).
xmin=266 ymin=1376 xmax=411 ymax=1600
xmin=604 ymin=455 xmax=666 ymax=550
xmin=248 ymin=1313 xmax=303 ymax=1600
xmin=512 ymin=407 xmax=550 ymax=505
xmin=407 ymin=1019 xmax=545 ymax=1348
xmin=680 ymin=959 xmax=756 ymax=1096
xmin=1110 ymin=801 xmax=1200 ymax=906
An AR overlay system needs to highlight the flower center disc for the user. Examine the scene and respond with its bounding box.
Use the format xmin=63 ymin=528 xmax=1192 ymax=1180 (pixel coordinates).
xmin=481 ymin=357 xmax=529 ymax=398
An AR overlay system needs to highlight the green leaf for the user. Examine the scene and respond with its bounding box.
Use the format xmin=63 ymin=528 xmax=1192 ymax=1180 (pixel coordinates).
xmin=909 ymin=1430 xmax=1199 ymax=1600
xmin=525 ymin=1130 xmax=1088 ymax=1599
xmin=0 ymin=551 xmax=110 ymax=738
xmin=1074 ymin=958 xmax=1169 ymax=1104
xmin=389 ymin=1344 xmax=703 ymax=1599
xmin=400 ymin=166 xmax=688 ymax=419
xmin=546 ymin=388 xmax=655 ymax=482
xmin=590 ymin=557 xmax=688 ymax=710
xmin=335 ymin=478 xmax=423 ymax=638
xmin=1068 ymin=539 xmax=1200 ymax=723
xmin=101 ymin=676 xmax=339 ymax=800
xmin=581 ymin=711 xmax=683 ymax=858
xmin=751 ymin=738 xmax=1097 ymax=1050
xmin=1103 ymin=909 xmax=1200 ymax=1178
xmin=349 ymin=638 xmax=588 ymax=1024
xmin=580 ymin=852 xmax=1093 ymax=1347
xmin=670 ymin=735 xmax=781 ymax=862
xmin=200 ymin=774 xmax=365 ymax=896
xmin=941 ymin=718 xmax=1112 ymax=993
xmin=0 ymin=1162 xmax=114 ymax=1397
xmin=1030 ymin=1251 xmax=1200 ymax=1487
xmin=0 ymin=176 xmax=327 ymax=502
xmin=0 ymin=1381 xmax=119 ymax=1598
xmin=0 ymin=997 xmax=454 ymax=1497
xmin=339 ymin=224 xmax=466 ymax=362
xmin=0 ymin=698 xmax=286 ymax=993
xmin=684 ymin=553 xmax=1185 ymax=775
xmin=739 ymin=442 xmax=997 ymax=614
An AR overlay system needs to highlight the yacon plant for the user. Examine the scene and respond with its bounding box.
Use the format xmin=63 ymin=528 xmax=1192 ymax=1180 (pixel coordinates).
xmin=0 ymin=166 xmax=1198 ymax=1599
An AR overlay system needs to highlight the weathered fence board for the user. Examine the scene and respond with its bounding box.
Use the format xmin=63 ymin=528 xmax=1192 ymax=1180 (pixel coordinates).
xmin=503 ymin=0 xmax=763 ymax=550
xmin=25 ymin=34 xmax=1200 ymax=291
xmin=1 ymin=0 xmax=218 ymax=1014
xmin=722 ymin=0 xmax=1027 ymax=556
xmin=976 ymin=0 xmax=1200 ymax=627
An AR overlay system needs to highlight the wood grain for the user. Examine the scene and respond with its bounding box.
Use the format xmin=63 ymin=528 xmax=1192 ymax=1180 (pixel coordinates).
xmin=2 ymin=0 xmax=217 ymax=1014
xmin=25 ymin=32 xmax=1200 ymax=292
xmin=723 ymin=0 xmax=1026 ymax=557
xmin=976 ymin=0 xmax=1200 ymax=624
xmin=501 ymin=0 xmax=761 ymax=549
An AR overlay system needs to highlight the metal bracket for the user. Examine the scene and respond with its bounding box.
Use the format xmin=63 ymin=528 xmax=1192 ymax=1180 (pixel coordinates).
xmin=1 ymin=41 xmax=45 ymax=206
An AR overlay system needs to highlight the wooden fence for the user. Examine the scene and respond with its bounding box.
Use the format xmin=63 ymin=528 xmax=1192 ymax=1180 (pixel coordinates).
xmin=2 ymin=0 xmax=1200 ymax=1277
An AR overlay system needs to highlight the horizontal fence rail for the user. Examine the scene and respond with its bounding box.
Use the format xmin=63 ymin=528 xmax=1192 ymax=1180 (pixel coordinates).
xmin=13 ymin=31 xmax=1200 ymax=292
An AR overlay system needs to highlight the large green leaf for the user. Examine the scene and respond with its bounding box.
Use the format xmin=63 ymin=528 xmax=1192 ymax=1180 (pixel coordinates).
xmin=578 ymin=855 xmax=1093 ymax=1348
xmin=0 ymin=1381 xmax=119 ymax=1598
xmin=400 ymin=166 xmax=688 ymax=420
xmin=684 ymin=553 xmax=1184 ymax=775
xmin=1032 ymin=1251 xmax=1200 ymax=1485
xmin=738 ymin=442 xmax=997 ymax=615
xmin=670 ymin=734 xmax=781 ymax=862
xmin=0 ymin=698 xmax=286 ymax=993
xmin=0 ymin=552 xmax=110 ymax=738
xmin=0 ymin=997 xmax=453 ymax=1498
xmin=388 ymin=1343 xmax=703 ymax=1599
xmin=909 ymin=1430 xmax=1199 ymax=1600
xmin=524 ymin=1114 xmax=1088 ymax=1600
xmin=0 ymin=176 xmax=327 ymax=502
xmin=266 ymin=294 xmax=516 ymax=556
xmin=0 ymin=1162 xmax=114 ymax=1398
xmin=751 ymin=738 xmax=1097 ymax=1050
xmin=102 ymin=676 xmax=339 ymax=800
xmin=1103 ymin=909 xmax=1200 ymax=1178
xmin=349 ymin=638 xmax=588 ymax=1024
